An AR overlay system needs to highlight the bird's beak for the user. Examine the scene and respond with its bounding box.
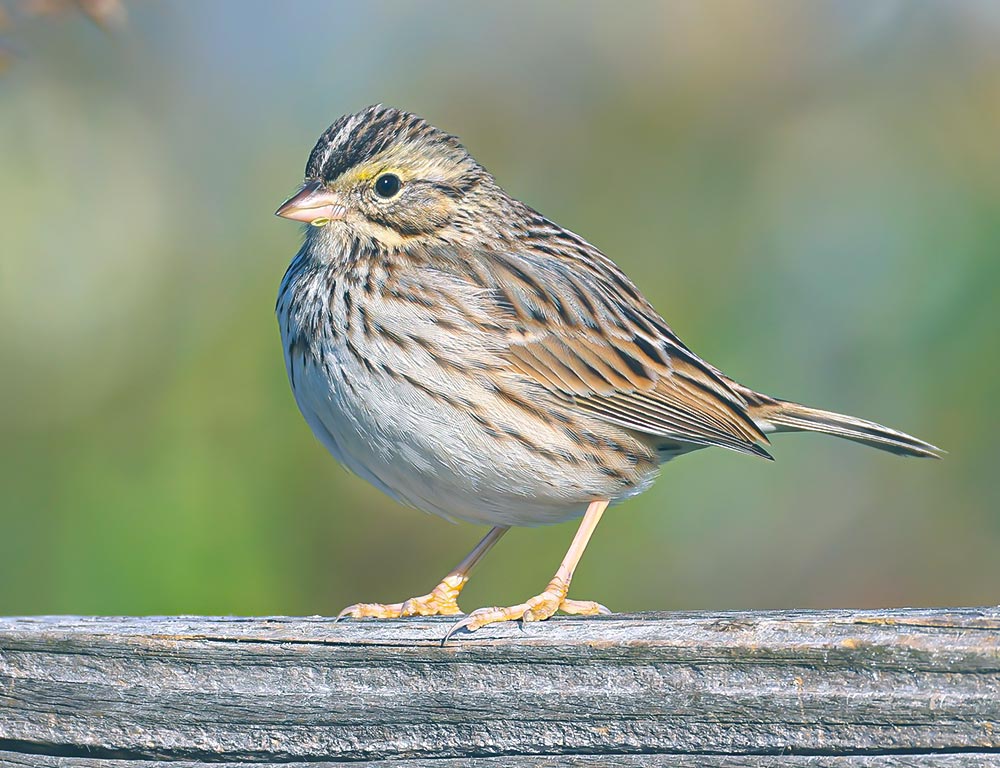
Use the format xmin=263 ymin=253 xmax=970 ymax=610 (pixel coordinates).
xmin=274 ymin=181 xmax=347 ymax=225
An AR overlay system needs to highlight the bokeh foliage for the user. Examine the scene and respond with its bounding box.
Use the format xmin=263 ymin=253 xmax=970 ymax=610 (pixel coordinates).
xmin=1 ymin=1 xmax=998 ymax=616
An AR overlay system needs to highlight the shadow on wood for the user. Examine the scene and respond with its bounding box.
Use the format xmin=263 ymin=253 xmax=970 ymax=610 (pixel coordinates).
xmin=0 ymin=609 xmax=998 ymax=766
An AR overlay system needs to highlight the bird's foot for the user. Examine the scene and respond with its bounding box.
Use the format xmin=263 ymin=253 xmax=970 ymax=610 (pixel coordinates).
xmin=444 ymin=577 xmax=609 ymax=640
xmin=559 ymin=597 xmax=612 ymax=616
xmin=336 ymin=575 xmax=465 ymax=620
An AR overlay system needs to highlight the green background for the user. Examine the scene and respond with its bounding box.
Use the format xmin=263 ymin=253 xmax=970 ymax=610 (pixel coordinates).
xmin=2 ymin=1 xmax=997 ymax=617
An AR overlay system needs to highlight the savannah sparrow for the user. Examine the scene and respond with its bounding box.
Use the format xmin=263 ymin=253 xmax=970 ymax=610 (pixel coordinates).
xmin=275 ymin=105 xmax=940 ymax=636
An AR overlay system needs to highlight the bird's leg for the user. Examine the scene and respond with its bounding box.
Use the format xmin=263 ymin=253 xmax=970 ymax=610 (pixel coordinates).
xmin=337 ymin=526 xmax=508 ymax=620
xmin=446 ymin=500 xmax=611 ymax=638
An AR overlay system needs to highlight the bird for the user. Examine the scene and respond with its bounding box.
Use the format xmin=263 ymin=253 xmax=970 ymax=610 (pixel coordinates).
xmin=274 ymin=104 xmax=941 ymax=636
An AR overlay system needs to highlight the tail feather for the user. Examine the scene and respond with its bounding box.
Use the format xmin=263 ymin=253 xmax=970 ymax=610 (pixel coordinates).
xmin=751 ymin=399 xmax=943 ymax=459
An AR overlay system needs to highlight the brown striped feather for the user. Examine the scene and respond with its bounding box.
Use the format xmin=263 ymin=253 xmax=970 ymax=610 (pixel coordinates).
xmin=466 ymin=245 xmax=773 ymax=459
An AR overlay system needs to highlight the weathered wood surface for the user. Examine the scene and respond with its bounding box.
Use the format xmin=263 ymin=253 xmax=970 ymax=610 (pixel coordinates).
xmin=0 ymin=609 xmax=997 ymax=767
xmin=0 ymin=757 xmax=995 ymax=768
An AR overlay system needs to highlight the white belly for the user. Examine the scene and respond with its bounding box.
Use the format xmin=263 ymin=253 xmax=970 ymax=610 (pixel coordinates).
xmin=287 ymin=343 xmax=658 ymax=526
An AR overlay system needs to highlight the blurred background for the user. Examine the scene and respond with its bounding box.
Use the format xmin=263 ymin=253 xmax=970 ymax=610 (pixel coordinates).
xmin=1 ymin=0 xmax=997 ymax=617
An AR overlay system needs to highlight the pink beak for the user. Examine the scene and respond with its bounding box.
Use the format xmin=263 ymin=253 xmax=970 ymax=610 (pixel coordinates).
xmin=274 ymin=181 xmax=347 ymax=224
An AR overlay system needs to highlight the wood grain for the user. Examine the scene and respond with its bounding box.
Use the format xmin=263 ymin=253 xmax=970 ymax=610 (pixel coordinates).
xmin=1 ymin=609 xmax=998 ymax=766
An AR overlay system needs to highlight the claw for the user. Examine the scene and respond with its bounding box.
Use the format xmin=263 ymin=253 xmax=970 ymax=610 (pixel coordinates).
xmin=442 ymin=588 xmax=611 ymax=643
xmin=336 ymin=575 xmax=465 ymax=622
xmin=560 ymin=598 xmax=611 ymax=616
xmin=335 ymin=601 xmax=406 ymax=621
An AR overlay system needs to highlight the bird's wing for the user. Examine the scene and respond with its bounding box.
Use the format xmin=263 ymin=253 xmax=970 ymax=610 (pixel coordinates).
xmin=466 ymin=245 xmax=772 ymax=459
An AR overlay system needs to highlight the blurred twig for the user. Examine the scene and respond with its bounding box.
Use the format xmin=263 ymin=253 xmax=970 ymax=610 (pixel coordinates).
xmin=0 ymin=0 xmax=126 ymax=70
xmin=23 ymin=0 xmax=126 ymax=27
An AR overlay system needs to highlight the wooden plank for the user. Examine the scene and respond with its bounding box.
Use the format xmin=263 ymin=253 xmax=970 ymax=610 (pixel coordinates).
xmin=0 ymin=609 xmax=998 ymax=766
xmin=0 ymin=754 xmax=996 ymax=767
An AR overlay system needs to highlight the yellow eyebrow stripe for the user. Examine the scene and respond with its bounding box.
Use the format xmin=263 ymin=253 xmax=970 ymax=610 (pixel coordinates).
xmin=341 ymin=164 xmax=406 ymax=185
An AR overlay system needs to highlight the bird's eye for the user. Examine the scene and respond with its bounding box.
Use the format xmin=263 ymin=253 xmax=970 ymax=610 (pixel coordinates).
xmin=374 ymin=173 xmax=401 ymax=198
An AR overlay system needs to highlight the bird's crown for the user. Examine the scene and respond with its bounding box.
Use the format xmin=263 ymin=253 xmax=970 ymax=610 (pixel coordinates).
xmin=306 ymin=104 xmax=474 ymax=184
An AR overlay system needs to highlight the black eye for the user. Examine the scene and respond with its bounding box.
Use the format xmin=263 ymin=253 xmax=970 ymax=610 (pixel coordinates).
xmin=374 ymin=173 xmax=401 ymax=198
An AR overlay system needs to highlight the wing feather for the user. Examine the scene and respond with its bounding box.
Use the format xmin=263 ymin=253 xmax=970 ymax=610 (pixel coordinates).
xmin=464 ymin=243 xmax=771 ymax=459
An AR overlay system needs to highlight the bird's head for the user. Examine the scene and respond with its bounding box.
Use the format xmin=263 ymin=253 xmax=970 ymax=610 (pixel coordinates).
xmin=276 ymin=105 xmax=500 ymax=249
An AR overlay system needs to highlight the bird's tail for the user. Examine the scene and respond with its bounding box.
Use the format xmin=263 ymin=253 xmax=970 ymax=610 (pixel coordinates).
xmin=750 ymin=398 xmax=943 ymax=459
